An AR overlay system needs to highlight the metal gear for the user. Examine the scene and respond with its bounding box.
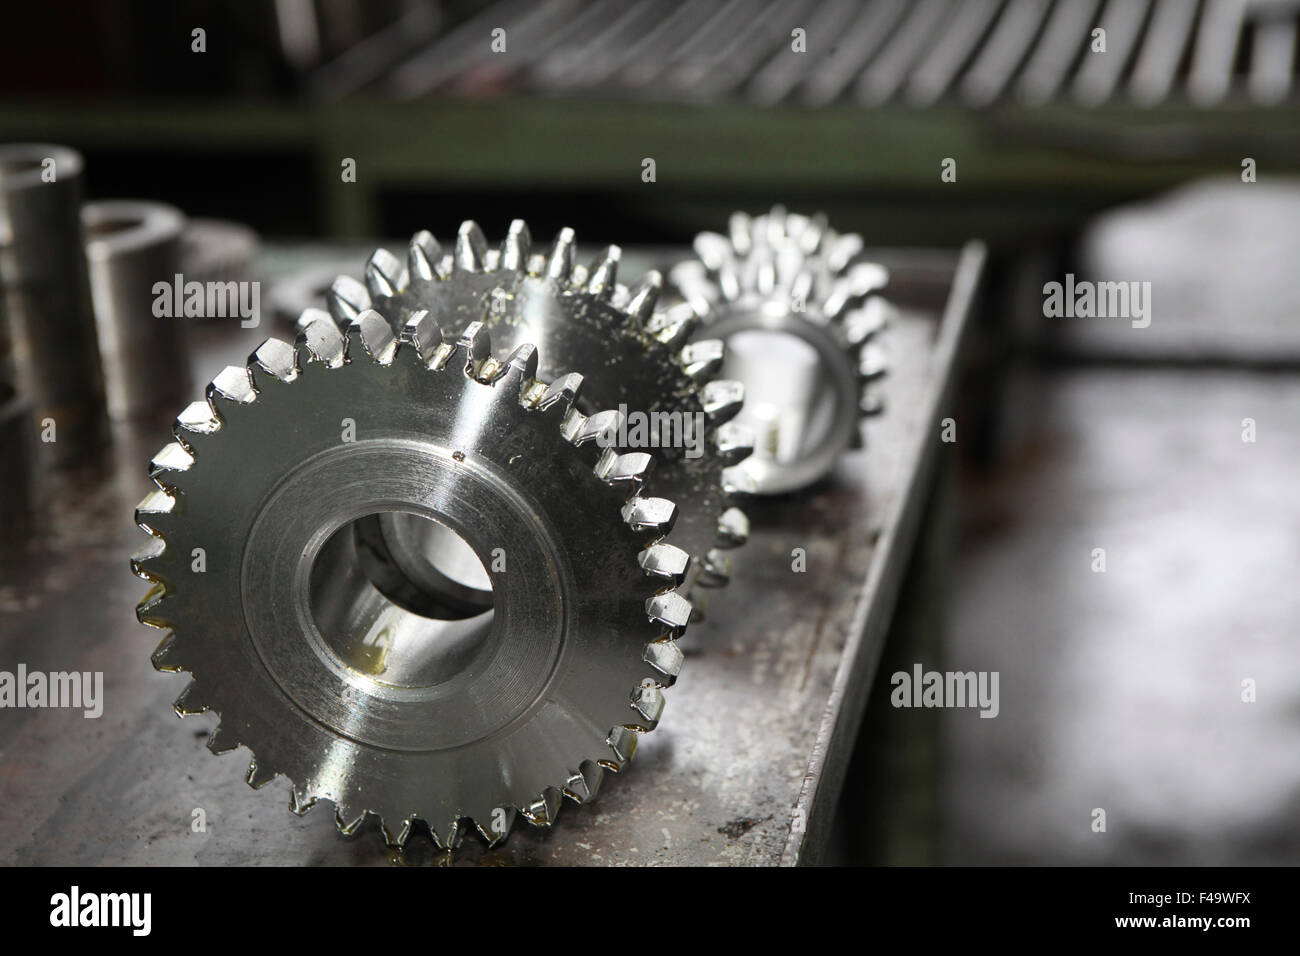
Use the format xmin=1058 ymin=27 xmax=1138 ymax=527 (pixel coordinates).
xmin=321 ymin=219 xmax=754 ymax=610
xmin=669 ymin=207 xmax=891 ymax=495
xmin=132 ymin=307 xmax=693 ymax=847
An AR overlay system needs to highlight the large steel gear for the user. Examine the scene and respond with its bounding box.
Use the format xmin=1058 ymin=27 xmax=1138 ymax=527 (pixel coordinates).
xmin=669 ymin=207 xmax=891 ymax=494
xmin=320 ymin=219 xmax=754 ymax=609
xmin=131 ymin=307 xmax=694 ymax=847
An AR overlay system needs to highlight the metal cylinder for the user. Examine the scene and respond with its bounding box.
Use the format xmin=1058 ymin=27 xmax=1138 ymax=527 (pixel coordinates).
xmin=0 ymin=381 xmax=36 ymax=518
xmin=0 ymin=143 xmax=108 ymax=465
xmin=83 ymin=200 xmax=190 ymax=420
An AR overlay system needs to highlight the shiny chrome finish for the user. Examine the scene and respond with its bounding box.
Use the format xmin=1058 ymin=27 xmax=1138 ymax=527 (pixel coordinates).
xmin=0 ymin=143 xmax=107 ymax=464
xmin=133 ymin=308 xmax=690 ymax=847
xmin=670 ymin=207 xmax=891 ymax=495
xmin=84 ymin=200 xmax=190 ymax=420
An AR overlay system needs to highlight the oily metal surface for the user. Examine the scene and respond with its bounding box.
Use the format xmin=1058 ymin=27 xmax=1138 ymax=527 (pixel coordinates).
xmin=0 ymin=244 xmax=976 ymax=865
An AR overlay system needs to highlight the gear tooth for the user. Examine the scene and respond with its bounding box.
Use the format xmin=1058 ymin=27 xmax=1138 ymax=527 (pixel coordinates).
xmin=173 ymin=682 xmax=209 ymax=716
xmin=135 ymin=488 xmax=176 ymax=534
xmin=136 ymin=582 xmax=170 ymax=627
xmin=646 ymin=590 xmax=692 ymax=634
xmin=586 ymin=245 xmax=620 ymax=298
xmin=667 ymin=260 xmax=715 ymax=315
xmin=645 ymin=302 xmax=698 ymax=348
xmin=455 ymin=220 xmax=488 ymax=272
xmin=545 ymin=226 xmax=576 ymax=281
xmin=503 ymin=342 xmax=539 ymax=395
xmin=637 ymin=543 xmax=690 ymax=585
xmin=604 ymin=725 xmax=639 ymax=769
xmin=408 ymin=230 xmax=441 ymax=284
xmin=621 ymin=496 xmax=677 ymax=534
xmin=536 ymin=371 xmax=584 ymax=413
xmin=289 ymin=787 xmax=319 ymax=816
xmin=715 ymin=421 xmax=755 ymax=466
xmin=521 ymin=787 xmax=563 ymax=827
xmin=722 ymin=463 xmax=759 ymax=498
xmin=716 ymin=506 xmax=750 ymax=548
xmin=695 ymin=231 xmax=733 ymax=271
xmin=335 ymin=806 xmax=366 ymax=836
xmin=433 ymin=818 xmax=464 ymax=850
xmin=827 ymin=232 xmax=865 ymax=274
xmin=398 ymin=308 xmax=442 ymax=363
xmin=250 ymin=337 xmax=299 ymax=385
xmin=502 ymin=219 xmax=531 ymax=271
xmin=455 ymin=320 xmax=492 ymax=375
xmin=207 ymin=365 xmax=256 ymax=410
xmin=328 ymin=275 xmax=371 ymax=325
xmin=347 ymin=309 xmax=398 ymax=365
xmin=845 ymin=298 xmax=892 ymax=345
xmin=858 ymin=341 xmax=888 ymax=381
xmin=700 ymin=378 xmax=745 ymax=424
xmin=564 ymin=761 xmax=604 ymax=804
xmin=860 ymin=386 xmax=886 ymax=417
xmin=728 ymin=212 xmax=754 ymax=254
xmin=206 ymin=722 xmax=239 ymax=754
xmin=174 ymin=400 xmax=221 ymax=442
xmin=148 ymin=441 xmax=194 ymax=487
xmin=631 ymin=680 xmax=665 ymax=730
xmin=643 ymin=640 xmax=683 ymax=686
xmin=130 ymin=536 xmax=167 ymax=580
xmin=364 ymin=248 xmax=407 ymax=300
xmin=624 ymin=270 xmax=662 ymax=323
xmin=150 ymin=631 xmax=184 ymax=672
xmin=298 ymin=313 xmax=347 ymax=368
xmin=566 ymin=407 xmax=622 ymax=447
xmin=294 ymin=306 xmax=332 ymax=340
xmin=476 ymin=808 xmax=516 ymax=846
xmin=246 ymin=759 xmax=276 ymax=789
xmin=594 ymin=448 xmax=653 ymax=489
xmin=381 ymin=817 xmax=414 ymax=848
xmin=695 ymin=548 xmax=732 ymax=588
xmin=680 ymin=338 xmax=725 ymax=382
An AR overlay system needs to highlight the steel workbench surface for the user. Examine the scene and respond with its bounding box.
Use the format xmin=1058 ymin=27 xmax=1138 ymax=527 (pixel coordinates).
xmin=0 ymin=241 xmax=983 ymax=866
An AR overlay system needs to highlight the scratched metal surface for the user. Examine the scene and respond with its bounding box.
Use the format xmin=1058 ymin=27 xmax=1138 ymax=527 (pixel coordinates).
xmin=0 ymin=243 xmax=978 ymax=866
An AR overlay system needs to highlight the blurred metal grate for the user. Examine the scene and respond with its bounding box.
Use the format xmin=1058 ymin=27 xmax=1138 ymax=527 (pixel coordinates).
xmin=309 ymin=0 xmax=1300 ymax=107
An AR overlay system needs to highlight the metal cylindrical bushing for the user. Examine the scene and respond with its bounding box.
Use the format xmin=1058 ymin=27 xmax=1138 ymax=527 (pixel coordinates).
xmin=0 ymin=143 xmax=108 ymax=465
xmin=83 ymin=200 xmax=190 ymax=420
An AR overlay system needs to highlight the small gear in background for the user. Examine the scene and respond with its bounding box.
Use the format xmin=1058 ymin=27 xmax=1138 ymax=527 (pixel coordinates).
xmin=317 ymin=220 xmax=754 ymax=615
xmin=132 ymin=303 xmax=693 ymax=848
xmin=669 ymin=207 xmax=892 ymax=495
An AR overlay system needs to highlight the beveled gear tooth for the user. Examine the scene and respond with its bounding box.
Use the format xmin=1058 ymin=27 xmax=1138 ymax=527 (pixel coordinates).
xmin=644 ymin=301 xmax=699 ymax=348
xmin=715 ymin=421 xmax=755 ymax=466
xmin=433 ymin=818 xmax=463 ymax=851
xmin=700 ymin=378 xmax=745 ymax=424
xmin=604 ymin=725 xmax=639 ymax=769
xmin=860 ymin=387 xmax=886 ymax=416
xmin=503 ymin=342 xmax=539 ymax=392
xmin=859 ymin=340 xmax=889 ymax=380
xmin=246 ymin=760 xmax=277 ymax=789
xmin=728 ymin=212 xmax=753 ymax=254
xmin=525 ymin=251 xmax=546 ymax=276
xmin=630 ymin=681 xmax=665 ymax=730
xmin=716 ymin=506 xmax=750 ymax=548
xmin=455 ymin=320 xmax=492 ymax=375
xmin=134 ymin=488 xmax=176 ymax=532
xmin=679 ymin=338 xmax=725 ymax=382
xmin=408 ymin=230 xmax=441 ymax=284
xmin=347 ymin=309 xmax=398 ymax=365
xmin=289 ymin=787 xmax=319 ymax=816
xmin=250 ymin=336 xmax=299 ymax=384
xmin=696 ymin=231 xmax=733 ymax=272
xmin=646 ymin=590 xmax=692 ymax=634
xmin=502 ymin=219 xmax=531 ymax=272
xmin=594 ymin=448 xmax=653 ymax=488
xmin=173 ymin=682 xmax=209 ymax=716
xmin=521 ymin=787 xmax=563 ymax=827
xmin=150 ymin=632 xmax=183 ymax=672
xmin=643 ymin=640 xmax=683 ymax=686
xmin=398 ymin=308 xmax=442 ymax=363
xmin=564 ymin=407 xmax=622 ymax=447
xmin=294 ymin=306 xmax=332 ymax=340
xmin=621 ymin=496 xmax=677 ymax=534
xmin=695 ymin=549 xmax=732 ymax=588
xmin=637 ymin=542 xmax=690 ymax=584
xmin=476 ymin=807 xmax=516 ymax=846
xmin=130 ymin=536 xmax=166 ymax=580
xmin=546 ymin=227 xmax=576 ymax=281
xmin=484 ymin=248 xmax=501 ymax=271
xmin=175 ymin=400 xmax=221 ymax=440
xmin=381 ymin=817 xmax=414 ymax=848
xmin=586 ymin=245 xmax=621 ymax=299
xmin=136 ymin=583 xmax=169 ymax=627
xmin=365 ymin=248 xmax=407 ymax=299
xmin=149 ymin=441 xmax=194 ymax=483
xmin=207 ymin=723 xmax=239 ymax=754
xmin=624 ymin=270 xmax=662 ymax=323
xmin=299 ymin=314 xmax=347 ymax=368
xmin=795 ymin=211 xmax=830 ymax=254
xmin=455 ymin=220 xmax=488 ymax=272
xmin=563 ymin=761 xmax=604 ymax=804
xmin=536 ymin=372 xmax=584 ymax=413
xmin=826 ymin=232 xmax=865 ymax=274
xmin=845 ymin=298 xmax=891 ymax=345
xmin=722 ymin=464 xmax=759 ymax=497
xmin=335 ymin=806 xmax=366 ymax=836
xmin=328 ymin=275 xmax=371 ymax=325
xmin=207 ymin=365 xmax=257 ymax=408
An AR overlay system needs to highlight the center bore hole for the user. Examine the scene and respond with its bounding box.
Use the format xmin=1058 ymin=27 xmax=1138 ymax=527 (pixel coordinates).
xmin=307 ymin=512 xmax=494 ymax=688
